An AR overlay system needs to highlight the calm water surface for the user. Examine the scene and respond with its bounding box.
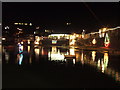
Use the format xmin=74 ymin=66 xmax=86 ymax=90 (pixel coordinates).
xmin=2 ymin=44 xmax=120 ymax=83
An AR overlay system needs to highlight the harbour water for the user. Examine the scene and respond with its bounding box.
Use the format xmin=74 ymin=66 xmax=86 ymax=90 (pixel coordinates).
xmin=2 ymin=44 xmax=120 ymax=88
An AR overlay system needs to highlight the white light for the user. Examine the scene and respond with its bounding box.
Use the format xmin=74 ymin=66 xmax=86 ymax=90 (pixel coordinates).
xmin=28 ymin=40 xmax=30 ymax=44
xmin=92 ymin=38 xmax=97 ymax=45
xmin=70 ymin=40 xmax=75 ymax=45
xmin=5 ymin=26 xmax=9 ymax=29
xmin=14 ymin=23 xmax=18 ymax=25
xmin=17 ymin=28 xmax=22 ymax=30
xmin=48 ymin=52 xmax=65 ymax=61
xmin=58 ymin=36 xmax=60 ymax=39
xmin=29 ymin=23 xmax=32 ymax=26
xmin=36 ymin=27 xmax=40 ymax=29
xmin=70 ymin=48 xmax=75 ymax=55
xmin=66 ymin=23 xmax=71 ymax=25
xmin=21 ymin=41 xmax=23 ymax=44
xmin=21 ymin=46 xmax=24 ymax=51
xmin=19 ymin=28 xmax=22 ymax=31
xmin=48 ymin=48 xmax=66 ymax=61
xmin=19 ymin=23 xmax=22 ymax=25
xmin=34 ymin=41 xmax=39 ymax=44
xmin=2 ymin=38 xmax=6 ymax=40
xmin=49 ymin=34 xmax=68 ymax=37
xmin=73 ymin=59 xmax=75 ymax=64
xmin=70 ymin=35 xmax=75 ymax=39
xmin=25 ymin=23 xmax=28 ymax=25
xmin=116 ymin=26 xmax=120 ymax=28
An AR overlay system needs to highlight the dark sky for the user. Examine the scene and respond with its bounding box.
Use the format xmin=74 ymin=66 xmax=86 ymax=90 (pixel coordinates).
xmin=2 ymin=2 xmax=119 ymax=33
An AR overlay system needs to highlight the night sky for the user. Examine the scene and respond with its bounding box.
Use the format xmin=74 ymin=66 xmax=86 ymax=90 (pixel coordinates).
xmin=2 ymin=2 xmax=119 ymax=33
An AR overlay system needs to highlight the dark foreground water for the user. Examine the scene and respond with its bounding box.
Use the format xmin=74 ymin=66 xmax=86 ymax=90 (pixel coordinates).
xmin=2 ymin=44 xmax=120 ymax=88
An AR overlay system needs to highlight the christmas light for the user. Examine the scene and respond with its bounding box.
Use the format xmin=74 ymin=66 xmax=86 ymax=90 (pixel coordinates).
xmin=104 ymin=33 xmax=110 ymax=47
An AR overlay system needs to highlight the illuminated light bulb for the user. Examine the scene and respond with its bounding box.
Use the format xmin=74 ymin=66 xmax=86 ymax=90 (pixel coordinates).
xmin=14 ymin=23 xmax=18 ymax=25
xmin=92 ymin=38 xmax=97 ymax=45
xmin=24 ymin=23 xmax=28 ymax=25
xmin=29 ymin=23 xmax=32 ymax=26
xmin=21 ymin=41 xmax=23 ymax=44
xmin=19 ymin=23 xmax=22 ymax=25
xmin=2 ymin=38 xmax=6 ymax=40
xmin=28 ymin=40 xmax=30 ymax=44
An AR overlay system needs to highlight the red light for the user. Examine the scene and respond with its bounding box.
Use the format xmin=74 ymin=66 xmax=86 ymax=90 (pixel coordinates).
xmin=104 ymin=43 xmax=110 ymax=48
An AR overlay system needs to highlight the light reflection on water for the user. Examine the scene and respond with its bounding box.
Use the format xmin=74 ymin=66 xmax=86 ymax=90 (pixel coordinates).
xmin=0 ymin=45 xmax=2 ymax=63
xmin=48 ymin=46 xmax=69 ymax=61
xmin=69 ymin=48 xmax=75 ymax=55
xmin=18 ymin=44 xmax=24 ymax=65
xmin=28 ymin=46 xmax=30 ymax=53
xmin=76 ymin=50 xmax=120 ymax=82
xmin=34 ymin=48 xmax=40 ymax=56
xmin=2 ymin=45 xmax=120 ymax=82
xmin=92 ymin=51 xmax=96 ymax=62
xmin=18 ymin=54 xmax=23 ymax=65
